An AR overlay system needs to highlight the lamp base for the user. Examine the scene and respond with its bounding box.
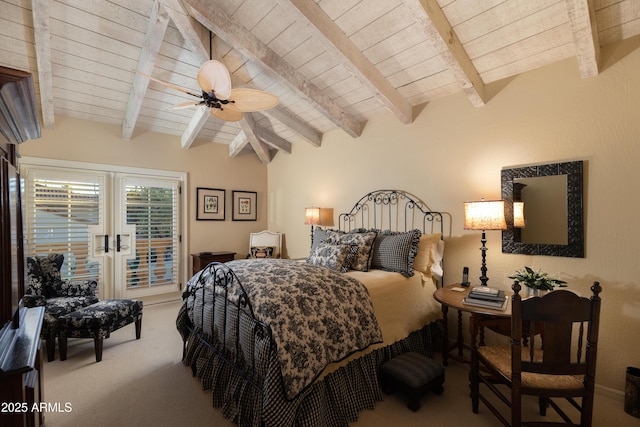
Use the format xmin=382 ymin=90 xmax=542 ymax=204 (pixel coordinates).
xmin=479 ymin=230 xmax=489 ymax=286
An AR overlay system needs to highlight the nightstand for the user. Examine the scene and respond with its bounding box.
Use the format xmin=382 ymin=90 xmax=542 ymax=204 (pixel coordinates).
xmin=434 ymin=284 xmax=512 ymax=366
xmin=191 ymin=251 xmax=236 ymax=275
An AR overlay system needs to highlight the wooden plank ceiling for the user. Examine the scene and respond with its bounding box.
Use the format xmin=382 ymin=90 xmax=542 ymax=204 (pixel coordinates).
xmin=1 ymin=0 xmax=639 ymax=163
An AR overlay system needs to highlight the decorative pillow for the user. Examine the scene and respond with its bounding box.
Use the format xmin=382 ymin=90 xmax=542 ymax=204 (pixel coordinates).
xmin=325 ymin=230 xmax=377 ymax=271
xmin=250 ymin=246 xmax=275 ymax=258
xmin=370 ymin=229 xmax=421 ymax=277
xmin=306 ymin=242 xmax=356 ymax=272
xmin=310 ymin=227 xmax=330 ymax=255
xmin=413 ymin=233 xmax=442 ymax=275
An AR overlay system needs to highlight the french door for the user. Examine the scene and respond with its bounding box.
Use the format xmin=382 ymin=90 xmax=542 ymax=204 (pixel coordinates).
xmin=21 ymin=159 xmax=186 ymax=299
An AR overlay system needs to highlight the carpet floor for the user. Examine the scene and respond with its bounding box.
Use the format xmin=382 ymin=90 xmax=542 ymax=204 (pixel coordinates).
xmin=41 ymin=300 xmax=639 ymax=427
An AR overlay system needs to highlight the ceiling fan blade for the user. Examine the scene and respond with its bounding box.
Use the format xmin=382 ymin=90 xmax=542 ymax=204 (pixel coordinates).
xmin=138 ymin=72 xmax=201 ymax=98
xmin=209 ymin=107 xmax=243 ymax=122
xmin=197 ymin=60 xmax=232 ymax=100
xmin=167 ymin=102 xmax=202 ymax=111
xmin=228 ymin=88 xmax=279 ymax=112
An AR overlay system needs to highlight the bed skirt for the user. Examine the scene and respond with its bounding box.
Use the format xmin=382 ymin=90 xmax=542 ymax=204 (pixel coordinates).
xmin=181 ymin=321 xmax=442 ymax=427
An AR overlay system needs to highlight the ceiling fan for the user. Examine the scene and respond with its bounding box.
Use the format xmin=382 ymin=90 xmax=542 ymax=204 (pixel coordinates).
xmin=141 ymin=60 xmax=278 ymax=122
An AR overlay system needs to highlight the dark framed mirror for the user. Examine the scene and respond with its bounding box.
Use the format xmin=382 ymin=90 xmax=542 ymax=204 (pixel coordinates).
xmin=501 ymin=160 xmax=584 ymax=257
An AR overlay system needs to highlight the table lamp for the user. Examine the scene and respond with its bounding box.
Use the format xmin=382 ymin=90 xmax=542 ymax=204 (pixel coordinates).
xmin=464 ymin=200 xmax=507 ymax=286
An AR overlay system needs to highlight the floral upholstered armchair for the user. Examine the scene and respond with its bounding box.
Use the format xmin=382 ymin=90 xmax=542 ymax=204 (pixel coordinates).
xmin=22 ymin=253 xmax=98 ymax=361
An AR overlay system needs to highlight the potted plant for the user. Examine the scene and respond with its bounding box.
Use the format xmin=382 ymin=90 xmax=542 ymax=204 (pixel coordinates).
xmin=508 ymin=266 xmax=567 ymax=296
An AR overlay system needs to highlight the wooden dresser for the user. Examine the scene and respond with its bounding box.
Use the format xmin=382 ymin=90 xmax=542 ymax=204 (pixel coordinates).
xmin=191 ymin=251 xmax=236 ymax=275
xmin=0 ymin=307 xmax=45 ymax=427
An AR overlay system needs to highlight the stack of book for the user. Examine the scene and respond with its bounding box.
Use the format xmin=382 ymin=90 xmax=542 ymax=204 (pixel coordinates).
xmin=463 ymin=286 xmax=508 ymax=310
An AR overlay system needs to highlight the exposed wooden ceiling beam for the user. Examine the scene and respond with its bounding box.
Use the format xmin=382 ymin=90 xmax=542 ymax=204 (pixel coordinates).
xmin=31 ymin=0 xmax=54 ymax=129
xmin=403 ymin=0 xmax=486 ymax=107
xmin=239 ymin=113 xmax=272 ymax=164
xmin=228 ymin=130 xmax=249 ymax=157
xmin=278 ymin=0 xmax=413 ymax=124
xmin=255 ymin=124 xmax=292 ymax=154
xmin=181 ymin=0 xmax=364 ymax=138
xmin=181 ymin=107 xmax=209 ymax=149
xmin=161 ymin=0 xmax=209 ymax=63
xmin=122 ymin=0 xmax=169 ymax=140
xmin=262 ymin=108 xmax=321 ymax=147
xmin=565 ymin=0 xmax=600 ymax=78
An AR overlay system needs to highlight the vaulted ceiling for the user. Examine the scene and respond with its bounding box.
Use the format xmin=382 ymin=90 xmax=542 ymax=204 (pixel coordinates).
xmin=2 ymin=0 xmax=639 ymax=163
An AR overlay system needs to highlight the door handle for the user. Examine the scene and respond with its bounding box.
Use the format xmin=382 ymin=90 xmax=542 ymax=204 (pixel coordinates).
xmin=104 ymin=235 xmax=109 ymax=253
xmin=116 ymin=234 xmax=130 ymax=251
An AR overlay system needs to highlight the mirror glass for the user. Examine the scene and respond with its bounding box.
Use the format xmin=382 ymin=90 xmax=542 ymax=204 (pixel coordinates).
xmin=501 ymin=161 xmax=584 ymax=258
xmin=517 ymin=175 xmax=567 ymax=245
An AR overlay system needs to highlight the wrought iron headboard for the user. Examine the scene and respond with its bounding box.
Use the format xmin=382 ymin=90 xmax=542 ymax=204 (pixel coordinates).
xmin=338 ymin=189 xmax=443 ymax=236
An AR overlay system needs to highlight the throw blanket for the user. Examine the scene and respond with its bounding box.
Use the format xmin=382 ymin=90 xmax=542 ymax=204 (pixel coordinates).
xmin=185 ymin=259 xmax=382 ymax=399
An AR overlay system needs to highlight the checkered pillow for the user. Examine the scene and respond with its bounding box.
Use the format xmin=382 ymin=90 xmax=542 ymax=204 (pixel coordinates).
xmin=370 ymin=229 xmax=421 ymax=277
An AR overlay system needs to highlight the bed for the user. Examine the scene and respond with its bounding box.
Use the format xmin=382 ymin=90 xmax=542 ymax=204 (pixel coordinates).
xmin=176 ymin=189 xmax=446 ymax=426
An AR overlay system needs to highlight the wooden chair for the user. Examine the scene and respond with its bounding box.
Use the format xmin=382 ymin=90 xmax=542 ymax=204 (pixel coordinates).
xmin=470 ymin=281 xmax=602 ymax=427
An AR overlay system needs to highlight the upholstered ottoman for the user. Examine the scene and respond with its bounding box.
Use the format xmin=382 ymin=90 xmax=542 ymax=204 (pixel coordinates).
xmin=380 ymin=352 xmax=445 ymax=411
xmin=58 ymin=299 xmax=143 ymax=362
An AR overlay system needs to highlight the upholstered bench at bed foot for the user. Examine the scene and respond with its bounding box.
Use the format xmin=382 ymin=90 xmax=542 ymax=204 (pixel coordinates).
xmin=57 ymin=299 xmax=143 ymax=362
xmin=380 ymin=351 xmax=445 ymax=412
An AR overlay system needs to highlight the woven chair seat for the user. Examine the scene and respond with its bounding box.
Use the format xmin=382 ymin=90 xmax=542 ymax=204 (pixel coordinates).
xmin=478 ymin=345 xmax=584 ymax=392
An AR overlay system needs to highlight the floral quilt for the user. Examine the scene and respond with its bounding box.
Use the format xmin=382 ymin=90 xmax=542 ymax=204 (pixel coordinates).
xmin=184 ymin=258 xmax=382 ymax=399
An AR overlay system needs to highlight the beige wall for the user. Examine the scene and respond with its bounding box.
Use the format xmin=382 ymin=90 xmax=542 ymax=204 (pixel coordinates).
xmin=268 ymin=36 xmax=640 ymax=393
xmin=18 ymin=116 xmax=269 ymax=273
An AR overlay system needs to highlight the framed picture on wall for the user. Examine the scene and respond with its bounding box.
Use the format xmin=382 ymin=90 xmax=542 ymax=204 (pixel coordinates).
xmin=196 ymin=188 xmax=225 ymax=220
xmin=232 ymin=190 xmax=257 ymax=221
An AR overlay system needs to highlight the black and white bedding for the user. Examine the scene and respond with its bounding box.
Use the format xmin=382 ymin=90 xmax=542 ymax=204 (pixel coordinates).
xmin=185 ymin=258 xmax=383 ymax=399
xmin=177 ymin=189 xmax=446 ymax=427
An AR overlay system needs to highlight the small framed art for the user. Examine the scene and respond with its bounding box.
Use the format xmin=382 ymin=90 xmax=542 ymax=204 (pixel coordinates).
xmin=232 ymin=190 xmax=257 ymax=221
xmin=196 ymin=188 xmax=225 ymax=220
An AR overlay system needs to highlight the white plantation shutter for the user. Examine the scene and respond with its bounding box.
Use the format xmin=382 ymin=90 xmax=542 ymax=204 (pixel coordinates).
xmin=24 ymin=170 xmax=104 ymax=283
xmin=121 ymin=178 xmax=180 ymax=291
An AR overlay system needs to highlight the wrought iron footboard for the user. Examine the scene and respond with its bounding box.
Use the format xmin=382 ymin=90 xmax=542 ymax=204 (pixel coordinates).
xmin=182 ymin=262 xmax=273 ymax=390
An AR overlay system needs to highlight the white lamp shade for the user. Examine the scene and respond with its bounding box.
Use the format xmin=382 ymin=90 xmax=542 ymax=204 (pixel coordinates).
xmin=464 ymin=200 xmax=507 ymax=231
xmin=304 ymin=207 xmax=321 ymax=225
xmin=513 ymin=201 xmax=525 ymax=228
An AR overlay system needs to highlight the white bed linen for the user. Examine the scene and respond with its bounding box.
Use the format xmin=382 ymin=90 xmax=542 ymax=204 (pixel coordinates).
xmin=319 ymin=269 xmax=442 ymax=378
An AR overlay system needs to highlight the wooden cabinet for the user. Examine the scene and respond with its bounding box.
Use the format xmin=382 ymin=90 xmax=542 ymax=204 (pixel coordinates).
xmin=191 ymin=252 xmax=236 ymax=275
xmin=1 ymin=79 xmax=44 ymax=427
xmin=1 ymin=142 xmax=44 ymax=427
xmin=0 ymin=307 xmax=45 ymax=427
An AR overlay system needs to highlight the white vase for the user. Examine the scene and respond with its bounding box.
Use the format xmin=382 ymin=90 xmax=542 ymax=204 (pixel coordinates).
xmin=527 ymin=287 xmax=548 ymax=297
